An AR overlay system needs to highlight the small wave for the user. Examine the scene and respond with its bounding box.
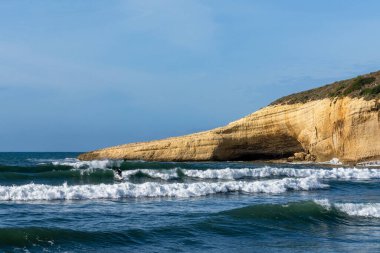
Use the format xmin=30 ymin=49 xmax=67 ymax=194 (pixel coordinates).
xmin=0 ymin=159 xmax=123 ymax=174
xmin=0 ymin=164 xmax=75 ymax=174
xmin=51 ymin=159 xmax=123 ymax=169
xmin=314 ymin=199 xmax=380 ymax=218
xmin=0 ymin=176 xmax=326 ymax=201
xmin=357 ymin=161 xmax=380 ymax=167
xmin=221 ymin=201 xmax=338 ymax=221
xmin=0 ymin=169 xmax=115 ymax=185
xmin=221 ymin=200 xmax=380 ymax=221
xmin=122 ymin=167 xmax=380 ymax=181
xmin=28 ymin=157 xmax=78 ymax=164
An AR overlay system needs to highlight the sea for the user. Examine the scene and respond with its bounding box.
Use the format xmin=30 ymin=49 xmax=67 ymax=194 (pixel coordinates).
xmin=0 ymin=152 xmax=380 ymax=252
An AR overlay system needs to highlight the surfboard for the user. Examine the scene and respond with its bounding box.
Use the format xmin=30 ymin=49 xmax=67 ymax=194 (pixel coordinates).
xmin=114 ymin=172 xmax=123 ymax=181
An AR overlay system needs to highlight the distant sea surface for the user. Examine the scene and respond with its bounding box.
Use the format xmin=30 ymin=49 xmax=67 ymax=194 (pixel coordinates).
xmin=1 ymin=152 xmax=380 ymax=252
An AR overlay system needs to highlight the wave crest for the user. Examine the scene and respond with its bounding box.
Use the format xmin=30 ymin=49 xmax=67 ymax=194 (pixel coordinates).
xmin=0 ymin=176 xmax=326 ymax=201
xmin=121 ymin=167 xmax=380 ymax=181
xmin=314 ymin=199 xmax=380 ymax=218
xmin=221 ymin=200 xmax=380 ymax=221
xmin=52 ymin=159 xmax=123 ymax=169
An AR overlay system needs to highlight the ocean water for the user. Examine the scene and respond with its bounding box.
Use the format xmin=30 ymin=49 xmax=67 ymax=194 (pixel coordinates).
xmin=0 ymin=153 xmax=380 ymax=252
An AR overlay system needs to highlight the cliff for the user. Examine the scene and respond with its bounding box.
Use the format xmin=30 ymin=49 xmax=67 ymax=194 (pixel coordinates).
xmin=78 ymin=71 xmax=380 ymax=163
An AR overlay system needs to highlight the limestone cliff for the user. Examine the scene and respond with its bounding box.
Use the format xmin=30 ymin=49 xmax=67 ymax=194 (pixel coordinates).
xmin=78 ymin=72 xmax=380 ymax=163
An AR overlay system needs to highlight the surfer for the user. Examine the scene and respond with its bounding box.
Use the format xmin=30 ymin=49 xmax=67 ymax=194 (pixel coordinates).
xmin=113 ymin=168 xmax=123 ymax=180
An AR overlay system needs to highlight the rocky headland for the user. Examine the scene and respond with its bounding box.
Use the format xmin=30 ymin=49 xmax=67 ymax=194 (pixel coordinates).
xmin=78 ymin=71 xmax=380 ymax=164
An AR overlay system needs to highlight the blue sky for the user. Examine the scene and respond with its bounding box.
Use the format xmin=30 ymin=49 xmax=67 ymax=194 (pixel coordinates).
xmin=1 ymin=0 xmax=380 ymax=151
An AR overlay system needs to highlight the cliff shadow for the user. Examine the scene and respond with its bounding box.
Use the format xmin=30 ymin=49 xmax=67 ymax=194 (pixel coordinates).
xmin=211 ymin=134 xmax=305 ymax=161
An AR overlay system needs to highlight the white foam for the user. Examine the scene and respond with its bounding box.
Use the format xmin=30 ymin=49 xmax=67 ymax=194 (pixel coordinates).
xmin=299 ymin=167 xmax=380 ymax=180
xmin=122 ymin=167 xmax=380 ymax=181
xmin=122 ymin=169 xmax=179 ymax=180
xmin=70 ymin=167 xmax=114 ymax=176
xmin=319 ymin=158 xmax=343 ymax=165
xmin=314 ymin=199 xmax=380 ymax=218
xmin=0 ymin=177 xmax=327 ymax=201
xmin=51 ymin=159 xmax=123 ymax=169
xmin=357 ymin=161 xmax=380 ymax=167
xmin=27 ymin=157 xmax=78 ymax=165
xmin=335 ymin=203 xmax=380 ymax=218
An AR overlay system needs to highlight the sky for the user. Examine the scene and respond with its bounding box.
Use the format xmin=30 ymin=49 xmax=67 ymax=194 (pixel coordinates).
xmin=1 ymin=0 xmax=380 ymax=152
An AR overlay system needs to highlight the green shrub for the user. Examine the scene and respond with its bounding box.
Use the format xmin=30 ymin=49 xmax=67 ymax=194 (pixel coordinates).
xmin=370 ymin=85 xmax=380 ymax=94
xmin=343 ymin=76 xmax=376 ymax=95
xmin=360 ymin=89 xmax=372 ymax=96
xmin=356 ymin=76 xmax=376 ymax=86
xmin=360 ymin=85 xmax=380 ymax=96
xmin=329 ymin=84 xmax=344 ymax=97
xmin=271 ymin=72 xmax=379 ymax=105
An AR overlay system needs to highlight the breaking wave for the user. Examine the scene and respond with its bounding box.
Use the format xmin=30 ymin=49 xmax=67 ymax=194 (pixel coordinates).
xmin=0 ymin=159 xmax=123 ymax=173
xmin=13 ymin=158 xmax=380 ymax=181
xmin=319 ymin=158 xmax=343 ymax=165
xmin=221 ymin=200 xmax=380 ymax=220
xmin=121 ymin=167 xmax=380 ymax=181
xmin=314 ymin=199 xmax=380 ymax=218
xmin=0 ymin=176 xmax=326 ymax=201
xmin=51 ymin=159 xmax=123 ymax=169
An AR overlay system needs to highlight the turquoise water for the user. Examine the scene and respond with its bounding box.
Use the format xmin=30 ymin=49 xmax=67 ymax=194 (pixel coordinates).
xmin=0 ymin=153 xmax=380 ymax=252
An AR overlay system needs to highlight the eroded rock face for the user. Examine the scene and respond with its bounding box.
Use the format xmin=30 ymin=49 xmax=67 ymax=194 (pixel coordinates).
xmin=78 ymin=97 xmax=380 ymax=163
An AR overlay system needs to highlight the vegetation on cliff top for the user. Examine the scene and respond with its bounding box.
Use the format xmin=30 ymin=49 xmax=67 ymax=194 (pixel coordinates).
xmin=271 ymin=70 xmax=380 ymax=105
